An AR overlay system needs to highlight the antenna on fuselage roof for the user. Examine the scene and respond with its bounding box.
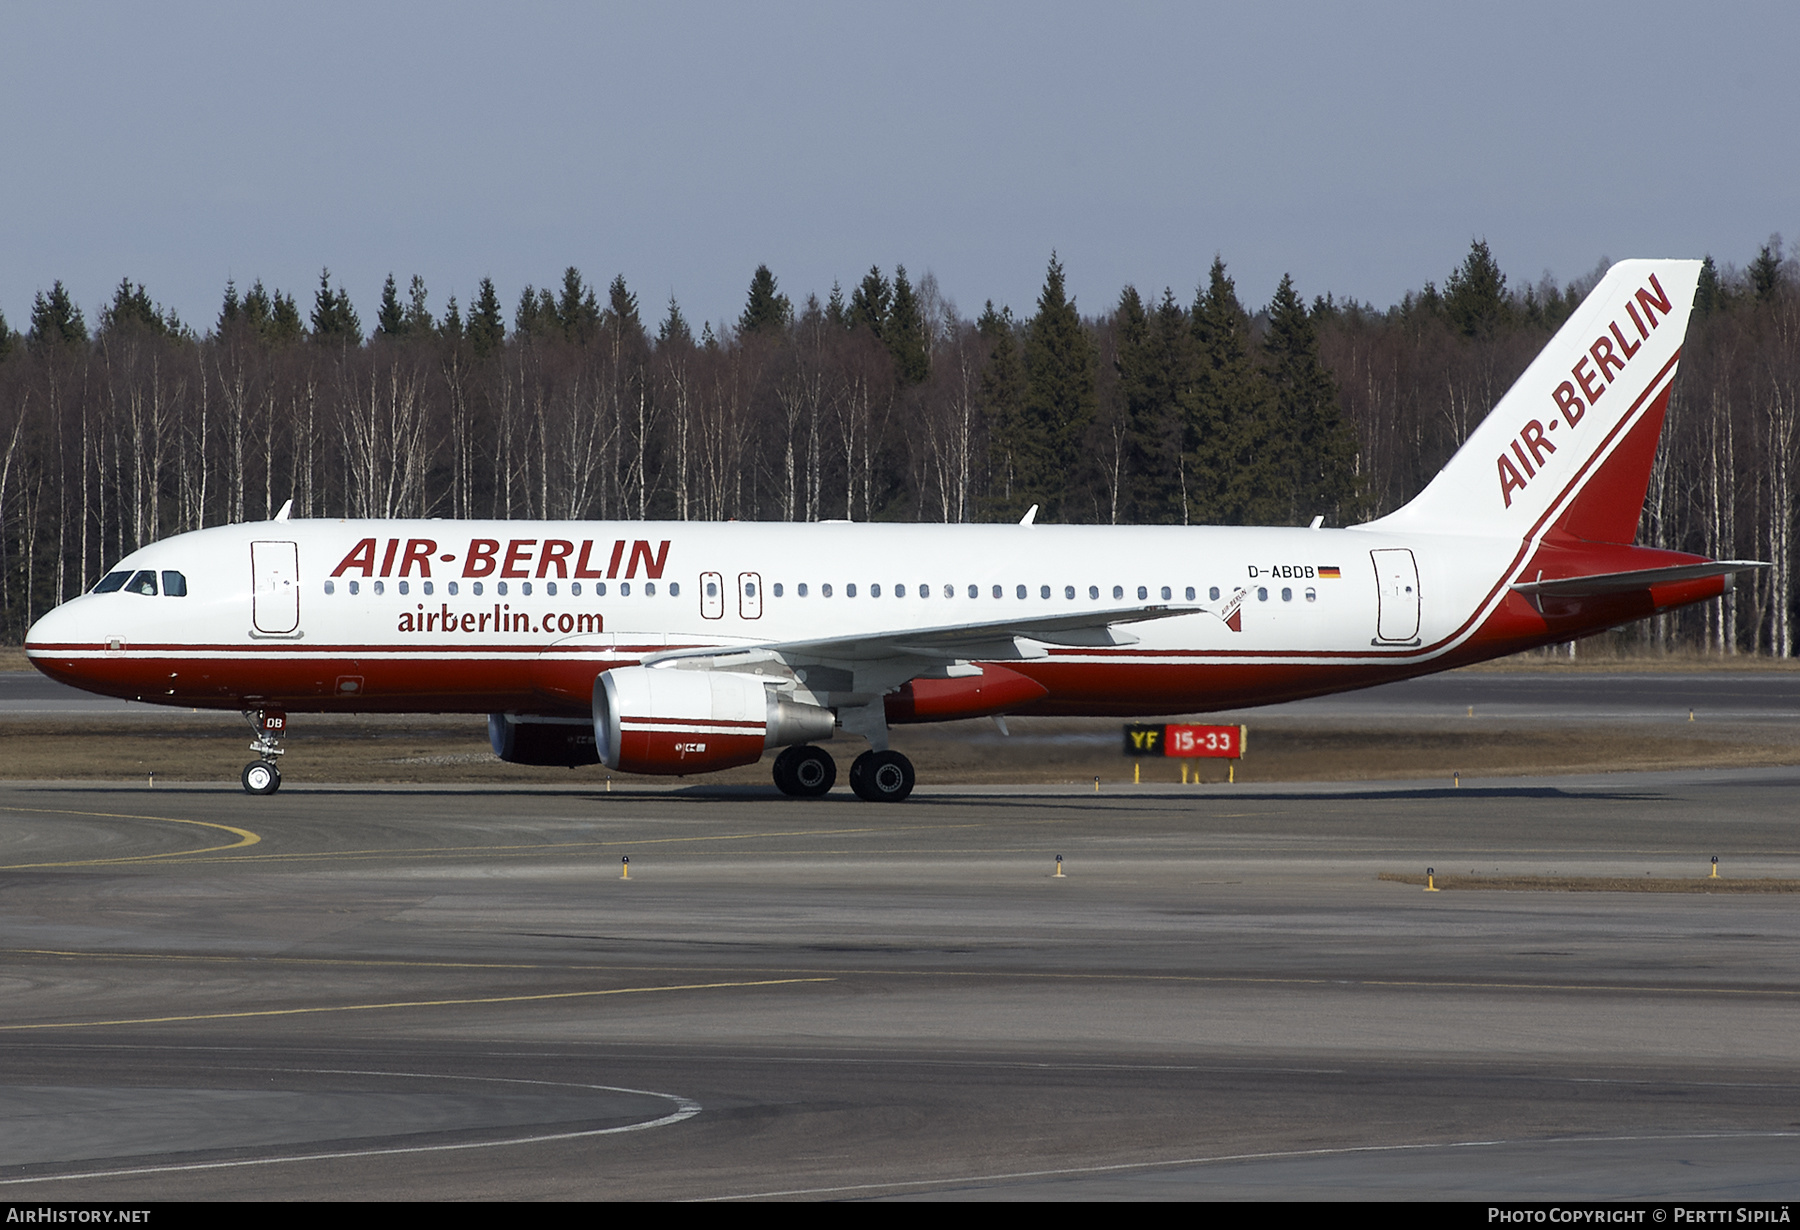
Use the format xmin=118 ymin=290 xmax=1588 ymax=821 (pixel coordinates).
xmin=273 ymin=499 xmax=293 ymax=522
xmin=1019 ymin=504 xmax=1038 ymax=526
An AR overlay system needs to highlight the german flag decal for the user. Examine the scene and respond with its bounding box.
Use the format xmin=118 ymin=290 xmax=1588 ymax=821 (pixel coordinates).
xmin=1318 ymin=566 xmax=1341 ymax=579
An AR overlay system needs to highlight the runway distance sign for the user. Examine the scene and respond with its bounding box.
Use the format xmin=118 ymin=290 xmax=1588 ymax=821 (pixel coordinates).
xmin=1123 ymin=724 xmax=1246 ymax=759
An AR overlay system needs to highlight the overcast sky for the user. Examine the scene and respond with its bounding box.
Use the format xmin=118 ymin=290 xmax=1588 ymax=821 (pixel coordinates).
xmin=2 ymin=1 xmax=1794 ymax=335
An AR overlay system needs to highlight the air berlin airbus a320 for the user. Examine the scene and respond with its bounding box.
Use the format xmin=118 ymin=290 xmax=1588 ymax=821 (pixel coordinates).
xmin=26 ymin=260 xmax=1759 ymax=800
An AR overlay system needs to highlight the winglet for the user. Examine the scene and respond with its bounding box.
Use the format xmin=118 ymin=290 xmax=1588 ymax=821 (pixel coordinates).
xmin=274 ymin=499 xmax=293 ymax=522
xmin=1019 ymin=504 xmax=1038 ymax=526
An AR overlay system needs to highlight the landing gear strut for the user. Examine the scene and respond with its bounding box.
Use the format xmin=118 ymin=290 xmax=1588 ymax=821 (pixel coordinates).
xmin=849 ymin=749 xmax=914 ymax=803
xmin=241 ymin=708 xmax=286 ymax=795
xmin=772 ymin=744 xmax=837 ymax=797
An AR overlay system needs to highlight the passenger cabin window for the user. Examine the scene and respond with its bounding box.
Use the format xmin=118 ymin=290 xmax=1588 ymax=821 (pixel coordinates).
xmin=324 ymin=580 xmax=335 ymax=595
xmin=93 ymin=571 xmax=129 ymax=593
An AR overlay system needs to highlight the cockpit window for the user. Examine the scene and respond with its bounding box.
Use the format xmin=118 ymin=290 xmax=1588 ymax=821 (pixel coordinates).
xmin=93 ymin=571 xmax=129 ymax=593
xmin=161 ymin=571 xmax=187 ymax=597
xmin=124 ymin=570 xmax=158 ymax=596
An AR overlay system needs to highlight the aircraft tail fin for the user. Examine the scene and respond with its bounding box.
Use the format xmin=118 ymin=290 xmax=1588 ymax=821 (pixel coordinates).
xmin=1366 ymin=259 xmax=1703 ymax=545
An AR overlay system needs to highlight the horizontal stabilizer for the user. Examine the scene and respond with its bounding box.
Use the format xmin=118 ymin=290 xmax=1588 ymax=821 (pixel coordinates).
xmin=1510 ymin=560 xmax=1767 ymax=598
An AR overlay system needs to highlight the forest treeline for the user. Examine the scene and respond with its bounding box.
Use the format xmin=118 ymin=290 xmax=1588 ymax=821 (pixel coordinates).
xmin=1 ymin=239 xmax=1796 ymax=655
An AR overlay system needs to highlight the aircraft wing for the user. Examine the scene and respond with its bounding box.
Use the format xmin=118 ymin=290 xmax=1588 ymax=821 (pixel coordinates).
xmin=1510 ymin=560 xmax=1767 ymax=598
xmin=642 ymin=603 xmax=1203 ymax=685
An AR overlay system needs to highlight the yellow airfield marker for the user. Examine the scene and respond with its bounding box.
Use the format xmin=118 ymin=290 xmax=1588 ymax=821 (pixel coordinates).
xmin=1134 ymin=762 xmax=1140 ymax=785
xmin=1054 ymin=854 xmax=1065 ymax=878
xmin=1425 ymin=866 xmax=1440 ymax=892
xmin=1710 ymin=855 xmax=1719 ymax=879
xmin=620 ymin=856 xmax=630 ymax=881
xmin=1454 ymin=771 xmax=1460 ymax=788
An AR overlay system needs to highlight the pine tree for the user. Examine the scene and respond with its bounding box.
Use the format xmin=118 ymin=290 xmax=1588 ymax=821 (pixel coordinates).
xmin=1695 ymin=256 xmax=1724 ymax=317
xmin=404 ymin=276 xmax=434 ymax=336
xmin=1020 ymin=253 xmax=1097 ymax=521
xmin=606 ymin=274 xmax=642 ymax=340
xmin=375 ymin=273 xmax=406 ymax=338
xmin=850 ymin=266 xmax=891 ymax=337
xmin=310 ymin=269 xmax=361 ymax=343
xmin=469 ymin=278 xmax=505 ymax=357
xmin=28 ymin=282 xmax=87 ymax=350
xmin=1116 ymin=286 xmax=1195 ymax=524
xmin=1444 ymin=239 xmax=1511 ymax=339
xmin=242 ymin=280 xmax=273 ymax=334
xmin=217 ymin=279 xmax=243 ymax=333
xmin=975 ymin=301 xmax=1028 ymax=520
xmin=514 ymin=285 xmax=559 ymax=338
xmin=825 ymin=281 xmax=849 ymax=329
xmin=268 ymin=291 xmax=304 ymax=344
xmin=1189 ymin=258 xmax=1275 ymax=524
xmin=0 ymin=307 xmax=13 ymax=362
xmin=1264 ymin=274 xmax=1355 ymax=523
xmin=886 ymin=265 xmax=929 ymax=384
xmin=1749 ymin=238 xmax=1784 ymax=303
xmin=557 ymin=267 xmax=601 ymax=342
xmin=658 ymin=296 xmax=692 ymax=347
xmin=439 ymin=294 xmax=463 ymax=342
xmin=739 ymin=265 xmax=791 ymax=336
xmin=101 ymin=279 xmax=174 ymax=336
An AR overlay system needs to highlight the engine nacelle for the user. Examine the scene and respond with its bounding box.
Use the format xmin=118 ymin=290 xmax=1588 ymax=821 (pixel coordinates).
xmin=488 ymin=714 xmax=601 ymax=766
xmin=593 ymin=666 xmax=835 ymax=775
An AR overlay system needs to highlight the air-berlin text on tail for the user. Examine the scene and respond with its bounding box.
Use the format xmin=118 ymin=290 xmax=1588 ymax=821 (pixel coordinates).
xmin=1497 ymin=273 xmax=1676 ymax=509
xmin=331 ymin=538 xmax=672 ymax=580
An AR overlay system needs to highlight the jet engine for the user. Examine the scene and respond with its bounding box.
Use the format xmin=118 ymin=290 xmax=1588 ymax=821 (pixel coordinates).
xmin=488 ymin=714 xmax=601 ymax=766
xmin=593 ymin=666 xmax=835 ymax=775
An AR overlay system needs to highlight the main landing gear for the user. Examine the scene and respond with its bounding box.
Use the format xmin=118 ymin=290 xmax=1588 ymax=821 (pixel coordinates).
xmin=241 ymin=708 xmax=287 ymax=795
xmin=772 ymin=744 xmax=837 ymax=797
xmin=769 ymin=744 xmax=915 ymax=802
xmin=850 ymin=749 xmax=914 ymax=803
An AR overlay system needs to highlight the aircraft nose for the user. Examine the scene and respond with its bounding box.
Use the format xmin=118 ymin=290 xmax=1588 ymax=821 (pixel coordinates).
xmin=25 ymin=600 xmax=96 ymax=683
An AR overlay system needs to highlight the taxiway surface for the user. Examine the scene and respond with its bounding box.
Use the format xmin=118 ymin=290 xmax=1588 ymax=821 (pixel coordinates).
xmin=1 ymin=770 xmax=1797 ymax=1199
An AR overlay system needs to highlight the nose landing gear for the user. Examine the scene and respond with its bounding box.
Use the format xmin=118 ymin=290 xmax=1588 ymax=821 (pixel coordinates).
xmin=241 ymin=708 xmax=286 ymax=795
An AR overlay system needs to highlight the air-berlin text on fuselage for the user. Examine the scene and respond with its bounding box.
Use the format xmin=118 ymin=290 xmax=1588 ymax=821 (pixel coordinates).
xmin=393 ymin=602 xmax=604 ymax=636
xmin=1497 ymin=273 xmax=1675 ymax=510
xmin=331 ymin=537 xmax=671 ymax=580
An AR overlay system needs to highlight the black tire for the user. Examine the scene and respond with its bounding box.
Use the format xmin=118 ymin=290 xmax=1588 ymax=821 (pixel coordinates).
xmin=771 ymin=745 xmax=801 ymax=795
xmin=242 ymin=761 xmax=281 ymax=795
xmin=787 ymin=745 xmax=837 ymax=797
xmin=848 ymin=750 xmax=914 ymax=803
